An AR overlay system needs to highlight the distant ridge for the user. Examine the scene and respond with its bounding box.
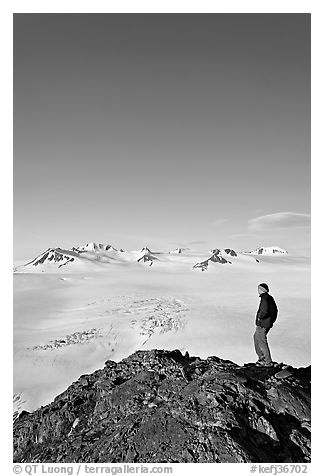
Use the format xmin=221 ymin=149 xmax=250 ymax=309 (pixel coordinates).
xmin=13 ymin=242 xmax=289 ymax=273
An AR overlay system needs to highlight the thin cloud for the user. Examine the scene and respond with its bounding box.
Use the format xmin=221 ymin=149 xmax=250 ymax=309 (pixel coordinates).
xmin=176 ymin=240 xmax=207 ymax=246
xmin=211 ymin=218 xmax=228 ymax=227
xmin=248 ymin=212 xmax=311 ymax=231
xmin=230 ymin=233 xmax=258 ymax=239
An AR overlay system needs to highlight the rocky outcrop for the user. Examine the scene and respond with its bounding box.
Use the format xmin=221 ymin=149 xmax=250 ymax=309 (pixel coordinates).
xmin=77 ymin=243 xmax=117 ymax=252
xmin=169 ymin=248 xmax=190 ymax=254
xmin=137 ymin=249 xmax=158 ymax=267
xmin=13 ymin=350 xmax=310 ymax=463
xmin=25 ymin=248 xmax=76 ymax=268
xmin=244 ymin=246 xmax=288 ymax=256
xmin=224 ymin=248 xmax=238 ymax=257
xmin=193 ymin=250 xmax=231 ymax=271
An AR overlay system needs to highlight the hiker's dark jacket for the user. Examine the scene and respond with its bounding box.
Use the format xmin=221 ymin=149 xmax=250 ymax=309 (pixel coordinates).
xmin=255 ymin=292 xmax=278 ymax=329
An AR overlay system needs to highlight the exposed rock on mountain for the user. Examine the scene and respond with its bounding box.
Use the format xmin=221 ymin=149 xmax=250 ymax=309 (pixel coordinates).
xmin=141 ymin=247 xmax=152 ymax=253
xmin=13 ymin=350 xmax=310 ymax=463
xmin=169 ymin=248 xmax=190 ymax=254
xmin=193 ymin=250 xmax=231 ymax=271
xmin=77 ymin=243 xmax=117 ymax=252
xmin=210 ymin=248 xmax=237 ymax=257
xmin=244 ymin=246 xmax=288 ymax=256
xmin=13 ymin=242 xmax=290 ymax=273
xmin=137 ymin=249 xmax=158 ymax=267
xmin=224 ymin=248 xmax=238 ymax=257
xmin=22 ymin=248 xmax=77 ymax=268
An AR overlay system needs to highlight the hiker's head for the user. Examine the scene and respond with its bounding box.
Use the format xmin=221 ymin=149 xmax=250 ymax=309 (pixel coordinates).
xmin=258 ymin=283 xmax=269 ymax=295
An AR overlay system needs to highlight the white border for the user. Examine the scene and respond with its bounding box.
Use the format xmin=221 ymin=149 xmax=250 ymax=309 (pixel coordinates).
xmin=3 ymin=2 xmax=321 ymax=474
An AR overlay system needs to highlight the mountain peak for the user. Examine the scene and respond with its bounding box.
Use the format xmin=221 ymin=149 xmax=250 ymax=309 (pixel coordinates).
xmin=169 ymin=247 xmax=190 ymax=254
xmin=21 ymin=248 xmax=76 ymax=269
xmin=194 ymin=249 xmax=234 ymax=271
xmin=244 ymin=246 xmax=288 ymax=255
xmin=77 ymin=243 xmax=116 ymax=252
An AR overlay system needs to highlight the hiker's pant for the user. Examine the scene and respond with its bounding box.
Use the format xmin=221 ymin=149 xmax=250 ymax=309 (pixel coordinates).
xmin=254 ymin=326 xmax=272 ymax=364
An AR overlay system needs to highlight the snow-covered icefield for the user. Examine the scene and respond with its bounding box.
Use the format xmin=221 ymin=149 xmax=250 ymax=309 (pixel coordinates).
xmin=13 ymin=254 xmax=310 ymax=415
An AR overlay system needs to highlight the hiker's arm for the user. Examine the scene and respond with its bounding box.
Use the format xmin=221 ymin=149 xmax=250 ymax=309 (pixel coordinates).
xmin=257 ymin=296 xmax=269 ymax=320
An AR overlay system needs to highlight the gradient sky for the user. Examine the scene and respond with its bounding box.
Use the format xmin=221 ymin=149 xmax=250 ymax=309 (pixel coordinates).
xmin=13 ymin=13 xmax=311 ymax=260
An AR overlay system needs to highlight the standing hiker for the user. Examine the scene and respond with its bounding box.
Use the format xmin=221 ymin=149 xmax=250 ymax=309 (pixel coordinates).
xmin=254 ymin=283 xmax=278 ymax=367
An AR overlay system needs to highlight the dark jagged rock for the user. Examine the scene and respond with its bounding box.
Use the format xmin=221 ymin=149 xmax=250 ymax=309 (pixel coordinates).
xmin=137 ymin=250 xmax=158 ymax=267
xmin=13 ymin=350 xmax=310 ymax=463
xmin=193 ymin=251 xmax=231 ymax=271
xmin=210 ymin=249 xmax=222 ymax=255
xmin=16 ymin=247 xmax=79 ymax=270
xmin=224 ymin=248 xmax=238 ymax=257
